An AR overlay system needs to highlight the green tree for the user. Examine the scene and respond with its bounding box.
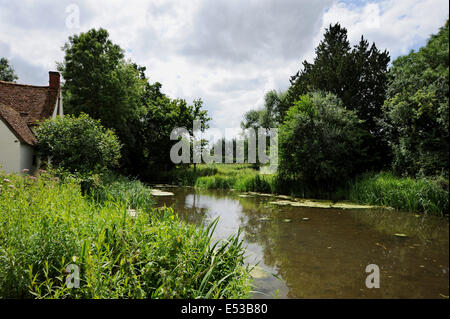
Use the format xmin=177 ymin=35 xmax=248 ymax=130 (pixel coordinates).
xmin=380 ymin=20 xmax=449 ymax=177
xmin=140 ymin=94 xmax=210 ymax=176
xmin=288 ymin=23 xmax=390 ymax=170
xmin=279 ymin=92 xmax=364 ymax=193
xmin=241 ymin=90 xmax=289 ymax=130
xmin=57 ymin=28 xmax=146 ymax=173
xmin=35 ymin=113 xmax=121 ymax=175
xmin=0 ymin=58 xmax=18 ymax=82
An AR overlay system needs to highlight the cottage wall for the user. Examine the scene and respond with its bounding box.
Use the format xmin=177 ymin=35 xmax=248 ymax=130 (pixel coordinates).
xmin=0 ymin=118 xmax=21 ymax=173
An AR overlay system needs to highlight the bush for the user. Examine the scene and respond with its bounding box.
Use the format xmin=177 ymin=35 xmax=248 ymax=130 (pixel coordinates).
xmin=35 ymin=113 xmax=121 ymax=175
xmin=0 ymin=171 xmax=251 ymax=298
xmin=278 ymin=92 xmax=365 ymax=194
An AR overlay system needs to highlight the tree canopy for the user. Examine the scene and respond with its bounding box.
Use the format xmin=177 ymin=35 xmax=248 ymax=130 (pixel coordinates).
xmin=380 ymin=20 xmax=449 ymax=177
xmin=0 ymin=58 xmax=18 ymax=82
xmin=279 ymin=92 xmax=364 ymax=193
xmin=35 ymin=113 xmax=121 ymax=175
xmin=58 ymin=28 xmax=210 ymax=178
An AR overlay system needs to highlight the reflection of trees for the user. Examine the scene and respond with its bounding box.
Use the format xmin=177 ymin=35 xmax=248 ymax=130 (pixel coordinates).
xmin=154 ymin=188 xmax=209 ymax=226
xmin=156 ymin=188 xmax=449 ymax=298
xmin=238 ymin=198 xmax=449 ymax=298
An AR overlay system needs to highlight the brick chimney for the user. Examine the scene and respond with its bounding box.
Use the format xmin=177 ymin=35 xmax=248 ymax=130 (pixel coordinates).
xmin=49 ymin=71 xmax=60 ymax=91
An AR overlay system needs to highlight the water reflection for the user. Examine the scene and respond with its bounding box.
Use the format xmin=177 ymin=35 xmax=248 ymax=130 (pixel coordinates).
xmin=154 ymin=187 xmax=449 ymax=299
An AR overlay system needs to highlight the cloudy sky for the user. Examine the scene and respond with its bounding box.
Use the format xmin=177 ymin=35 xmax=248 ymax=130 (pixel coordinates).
xmin=0 ymin=0 xmax=448 ymax=133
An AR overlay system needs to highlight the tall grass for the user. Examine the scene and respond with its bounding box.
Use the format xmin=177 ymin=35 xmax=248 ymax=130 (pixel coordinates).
xmin=88 ymin=173 xmax=155 ymax=211
xmin=348 ymin=172 xmax=449 ymax=215
xmin=0 ymin=171 xmax=251 ymax=298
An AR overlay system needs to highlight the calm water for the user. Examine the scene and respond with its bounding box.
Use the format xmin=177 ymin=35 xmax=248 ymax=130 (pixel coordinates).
xmin=153 ymin=186 xmax=449 ymax=299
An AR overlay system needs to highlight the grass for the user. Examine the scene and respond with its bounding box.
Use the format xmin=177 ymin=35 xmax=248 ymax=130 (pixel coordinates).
xmin=163 ymin=164 xmax=449 ymax=215
xmin=0 ymin=170 xmax=251 ymax=298
xmin=168 ymin=164 xmax=277 ymax=193
xmin=88 ymin=173 xmax=155 ymax=211
xmin=348 ymin=172 xmax=449 ymax=215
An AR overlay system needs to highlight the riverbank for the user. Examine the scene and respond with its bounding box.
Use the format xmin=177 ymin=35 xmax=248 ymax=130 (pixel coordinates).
xmin=159 ymin=164 xmax=449 ymax=215
xmin=0 ymin=170 xmax=251 ymax=298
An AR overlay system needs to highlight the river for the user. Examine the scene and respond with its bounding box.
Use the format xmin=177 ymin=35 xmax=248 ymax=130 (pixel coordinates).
xmin=153 ymin=186 xmax=449 ymax=299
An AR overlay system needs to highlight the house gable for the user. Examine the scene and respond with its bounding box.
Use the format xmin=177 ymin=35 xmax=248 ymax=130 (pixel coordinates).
xmin=0 ymin=71 xmax=62 ymax=146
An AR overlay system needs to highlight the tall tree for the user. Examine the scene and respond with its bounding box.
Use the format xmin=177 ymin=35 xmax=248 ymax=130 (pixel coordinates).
xmin=279 ymin=92 xmax=364 ymax=194
xmin=380 ymin=20 xmax=449 ymax=177
xmin=57 ymin=28 xmax=146 ymax=174
xmin=0 ymin=58 xmax=18 ymax=82
xmin=288 ymin=23 xmax=390 ymax=170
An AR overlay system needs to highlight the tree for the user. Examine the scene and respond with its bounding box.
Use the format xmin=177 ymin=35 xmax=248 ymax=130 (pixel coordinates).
xmin=279 ymin=92 xmax=364 ymax=194
xmin=0 ymin=58 xmax=18 ymax=82
xmin=380 ymin=20 xmax=449 ymax=177
xmin=287 ymin=23 xmax=390 ymax=170
xmin=289 ymin=24 xmax=390 ymax=128
xmin=57 ymin=28 xmax=146 ymax=174
xmin=35 ymin=113 xmax=121 ymax=175
xmin=241 ymin=90 xmax=289 ymax=130
xmin=140 ymin=94 xmax=210 ymax=176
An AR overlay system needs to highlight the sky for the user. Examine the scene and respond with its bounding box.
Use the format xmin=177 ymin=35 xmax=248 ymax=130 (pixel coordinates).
xmin=0 ymin=0 xmax=448 ymax=134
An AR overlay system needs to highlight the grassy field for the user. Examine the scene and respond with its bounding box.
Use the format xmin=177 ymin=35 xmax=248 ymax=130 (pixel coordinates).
xmin=164 ymin=164 xmax=449 ymax=215
xmin=0 ymin=170 xmax=251 ymax=298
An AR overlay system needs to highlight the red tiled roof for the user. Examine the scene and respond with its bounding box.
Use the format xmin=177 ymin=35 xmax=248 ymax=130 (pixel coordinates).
xmin=0 ymin=103 xmax=37 ymax=145
xmin=0 ymin=76 xmax=59 ymax=146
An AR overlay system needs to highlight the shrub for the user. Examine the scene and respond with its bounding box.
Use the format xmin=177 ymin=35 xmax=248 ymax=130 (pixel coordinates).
xmin=278 ymin=92 xmax=365 ymax=193
xmin=35 ymin=113 xmax=121 ymax=175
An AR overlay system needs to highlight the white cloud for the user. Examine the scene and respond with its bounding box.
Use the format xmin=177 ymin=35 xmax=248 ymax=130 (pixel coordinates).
xmin=0 ymin=0 xmax=448 ymax=135
xmin=321 ymin=0 xmax=449 ymax=58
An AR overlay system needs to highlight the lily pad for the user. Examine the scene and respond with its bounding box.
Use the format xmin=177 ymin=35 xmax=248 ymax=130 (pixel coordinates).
xmin=269 ymin=199 xmax=381 ymax=210
xmin=259 ymin=217 xmax=271 ymax=221
xmin=283 ymin=219 xmax=292 ymax=223
xmin=394 ymin=233 xmax=408 ymax=238
xmin=331 ymin=202 xmax=378 ymax=209
xmin=268 ymin=200 xmax=294 ymax=206
xmin=302 ymin=217 xmax=310 ymax=221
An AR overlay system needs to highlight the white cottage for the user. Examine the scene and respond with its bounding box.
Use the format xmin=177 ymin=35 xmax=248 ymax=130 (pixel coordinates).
xmin=0 ymin=71 xmax=63 ymax=174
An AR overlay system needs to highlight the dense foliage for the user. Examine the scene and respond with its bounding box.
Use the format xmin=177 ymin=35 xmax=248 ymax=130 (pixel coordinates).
xmin=58 ymin=28 xmax=210 ymax=178
xmin=237 ymin=20 xmax=449 ymax=209
xmin=380 ymin=21 xmax=449 ymax=177
xmin=287 ymin=23 xmax=391 ymax=170
xmin=278 ymin=92 xmax=364 ymax=193
xmin=0 ymin=57 xmax=18 ymax=82
xmin=35 ymin=113 xmax=121 ymax=175
xmin=0 ymin=172 xmax=251 ymax=298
